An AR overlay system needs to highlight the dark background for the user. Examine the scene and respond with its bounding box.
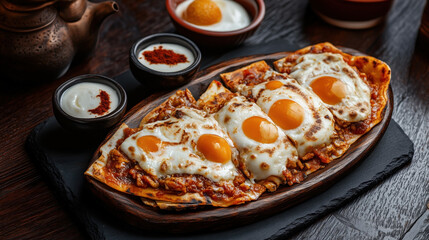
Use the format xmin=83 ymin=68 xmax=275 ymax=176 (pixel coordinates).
xmin=1 ymin=0 xmax=428 ymax=239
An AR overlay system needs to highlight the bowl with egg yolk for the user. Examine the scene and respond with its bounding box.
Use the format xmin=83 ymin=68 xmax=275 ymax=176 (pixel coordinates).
xmin=166 ymin=0 xmax=265 ymax=47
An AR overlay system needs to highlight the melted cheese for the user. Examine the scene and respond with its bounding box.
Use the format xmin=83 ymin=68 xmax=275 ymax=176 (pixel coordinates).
xmin=290 ymin=53 xmax=371 ymax=122
xmin=120 ymin=107 xmax=240 ymax=182
xmin=251 ymin=75 xmax=336 ymax=157
xmin=214 ymin=95 xmax=298 ymax=181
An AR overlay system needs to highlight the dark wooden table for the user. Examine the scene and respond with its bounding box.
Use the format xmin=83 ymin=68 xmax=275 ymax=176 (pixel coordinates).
xmin=1 ymin=0 xmax=428 ymax=239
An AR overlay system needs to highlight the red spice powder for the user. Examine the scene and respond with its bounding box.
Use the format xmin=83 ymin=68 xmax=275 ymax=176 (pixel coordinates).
xmin=88 ymin=90 xmax=111 ymax=115
xmin=142 ymin=46 xmax=189 ymax=65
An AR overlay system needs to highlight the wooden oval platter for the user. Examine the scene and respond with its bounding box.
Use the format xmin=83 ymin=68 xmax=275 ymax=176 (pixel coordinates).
xmin=86 ymin=50 xmax=393 ymax=234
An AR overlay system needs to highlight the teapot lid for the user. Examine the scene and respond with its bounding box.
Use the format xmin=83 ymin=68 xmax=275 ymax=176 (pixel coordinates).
xmin=1 ymin=0 xmax=58 ymax=11
xmin=0 ymin=0 xmax=57 ymax=32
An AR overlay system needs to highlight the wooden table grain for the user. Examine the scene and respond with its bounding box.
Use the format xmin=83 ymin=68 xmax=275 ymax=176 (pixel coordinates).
xmin=1 ymin=0 xmax=428 ymax=239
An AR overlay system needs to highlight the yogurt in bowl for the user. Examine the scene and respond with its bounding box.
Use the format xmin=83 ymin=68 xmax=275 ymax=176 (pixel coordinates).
xmin=137 ymin=43 xmax=195 ymax=73
xmin=53 ymin=74 xmax=127 ymax=132
xmin=60 ymin=82 xmax=120 ymax=118
xmin=129 ymin=33 xmax=202 ymax=89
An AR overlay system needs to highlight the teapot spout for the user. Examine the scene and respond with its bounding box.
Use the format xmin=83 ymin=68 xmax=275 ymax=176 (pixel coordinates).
xmin=68 ymin=1 xmax=119 ymax=59
xmin=89 ymin=1 xmax=119 ymax=30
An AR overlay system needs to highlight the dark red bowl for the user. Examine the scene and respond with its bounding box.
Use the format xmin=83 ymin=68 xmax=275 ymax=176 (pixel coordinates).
xmin=310 ymin=0 xmax=394 ymax=29
xmin=166 ymin=0 xmax=265 ymax=48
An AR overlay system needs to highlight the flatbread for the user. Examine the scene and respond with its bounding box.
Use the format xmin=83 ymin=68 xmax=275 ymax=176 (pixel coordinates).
xmin=274 ymin=42 xmax=391 ymax=143
xmin=85 ymin=90 xmax=265 ymax=210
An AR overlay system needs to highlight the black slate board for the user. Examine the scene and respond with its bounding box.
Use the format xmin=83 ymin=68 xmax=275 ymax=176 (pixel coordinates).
xmin=26 ymin=40 xmax=414 ymax=239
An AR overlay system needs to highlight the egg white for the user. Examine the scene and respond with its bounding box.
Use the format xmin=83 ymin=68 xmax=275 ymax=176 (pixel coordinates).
xmin=251 ymin=73 xmax=336 ymax=157
xmin=214 ymin=95 xmax=298 ymax=181
xmin=120 ymin=107 xmax=240 ymax=182
xmin=290 ymin=53 xmax=371 ymax=122
xmin=175 ymin=0 xmax=251 ymax=32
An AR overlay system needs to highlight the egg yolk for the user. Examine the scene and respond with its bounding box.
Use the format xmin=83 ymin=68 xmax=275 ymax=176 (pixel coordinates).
xmin=137 ymin=135 xmax=162 ymax=153
xmin=310 ymin=76 xmax=347 ymax=105
xmin=242 ymin=116 xmax=279 ymax=143
xmin=265 ymin=80 xmax=283 ymax=90
xmin=182 ymin=0 xmax=222 ymax=26
xmin=268 ymin=99 xmax=305 ymax=130
xmin=197 ymin=134 xmax=231 ymax=164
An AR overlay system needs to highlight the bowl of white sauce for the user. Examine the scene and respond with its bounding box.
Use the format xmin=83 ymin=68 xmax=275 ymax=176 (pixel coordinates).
xmin=166 ymin=0 xmax=265 ymax=47
xmin=129 ymin=33 xmax=202 ymax=89
xmin=53 ymin=74 xmax=127 ymax=132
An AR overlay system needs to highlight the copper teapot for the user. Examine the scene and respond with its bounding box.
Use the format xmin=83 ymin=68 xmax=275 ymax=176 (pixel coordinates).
xmin=0 ymin=0 xmax=118 ymax=83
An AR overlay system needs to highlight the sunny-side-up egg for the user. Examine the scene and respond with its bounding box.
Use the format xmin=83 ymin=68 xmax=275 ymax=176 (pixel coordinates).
xmin=214 ymin=95 xmax=299 ymax=181
xmin=249 ymin=71 xmax=337 ymax=158
xmin=175 ymin=0 xmax=251 ymax=32
xmin=289 ymin=53 xmax=371 ymax=122
xmin=120 ymin=106 xmax=241 ymax=182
